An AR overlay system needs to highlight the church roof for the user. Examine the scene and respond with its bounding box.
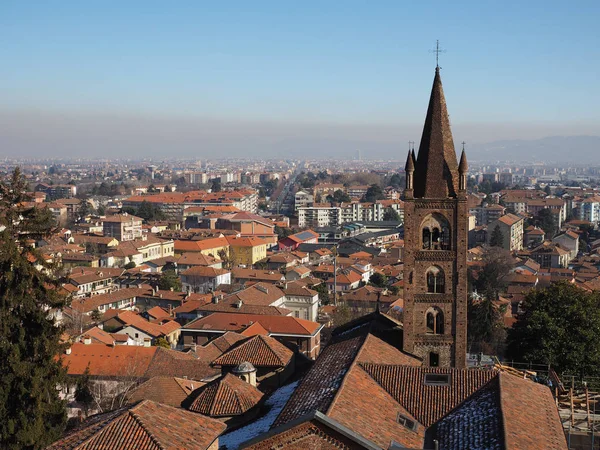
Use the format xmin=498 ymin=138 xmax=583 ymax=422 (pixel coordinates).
xmin=413 ymin=67 xmax=460 ymax=199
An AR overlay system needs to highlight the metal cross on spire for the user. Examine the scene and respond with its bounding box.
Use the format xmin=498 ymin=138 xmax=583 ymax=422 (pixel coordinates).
xmin=462 ymin=141 xmax=466 ymax=151
xmin=429 ymin=40 xmax=446 ymax=68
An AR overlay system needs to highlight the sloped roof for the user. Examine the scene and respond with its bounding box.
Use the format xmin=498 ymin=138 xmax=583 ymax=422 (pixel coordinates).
xmin=359 ymin=364 xmax=496 ymax=427
xmin=63 ymin=343 xmax=219 ymax=381
xmin=186 ymin=373 xmax=263 ymax=417
xmin=499 ymin=372 xmax=566 ymax=449
xmin=46 ymin=400 xmax=226 ymax=450
xmin=184 ymin=313 xmax=321 ymax=336
xmin=126 ymin=376 xmax=201 ymax=407
xmin=212 ymin=334 xmax=293 ymax=368
xmin=428 ymin=376 xmax=503 ymax=449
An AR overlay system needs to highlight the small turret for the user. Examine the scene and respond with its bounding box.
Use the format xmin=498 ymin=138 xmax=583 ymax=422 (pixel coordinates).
xmin=405 ymin=150 xmax=415 ymax=194
xmin=459 ymin=148 xmax=468 ymax=191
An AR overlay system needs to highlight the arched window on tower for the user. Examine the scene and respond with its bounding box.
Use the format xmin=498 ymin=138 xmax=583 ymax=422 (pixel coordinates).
xmin=441 ymin=226 xmax=451 ymax=250
xmin=421 ymin=214 xmax=451 ymax=251
xmin=426 ymin=266 xmax=445 ymax=293
xmin=431 ymin=228 xmax=441 ymax=250
xmin=422 ymin=228 xmax=431 ymax=249
xmin=426 ymin=307 xmax=444 ymax=334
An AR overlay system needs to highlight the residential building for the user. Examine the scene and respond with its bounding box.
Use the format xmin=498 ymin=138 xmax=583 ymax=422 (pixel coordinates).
xmin=102 ymin=214 xmax=143 ymax=242
xmin=552 ymin=230 xmax=580 ymax=260
xmin=226 ymin=236 xmax=267 ymax=267
xmin=487 ymin=214 xmax=524 ymax=251
xmin=294 ymin=190 xmax=314 ymax=210
xmin=298 ymin=205 xmax=341 ymax=228
xmin=67 ymin=267 xmax=124 ymax=299
xmin=278 ymin=229 xmax=319 ymax=251
xmin=181 ymin=266 xmax=231 ymax=294
xmin=282 ymin=280 xmax=319 ymax=321
xmin=578 ymin=195 xmax=600 ymax=223
xmin=181 ymin=312 xmax=322 ymax=358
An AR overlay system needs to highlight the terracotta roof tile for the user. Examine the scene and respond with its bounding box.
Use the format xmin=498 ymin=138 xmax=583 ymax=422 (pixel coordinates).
xmin=186 ymin=373 xmax=263 ymax=417
xmin=126 ymin=376 xmax=202 ymax=407
xmin=212 ymin=334 xmax=293 ymax=368
xmin=47 ymin=400 xmax=226 ymax=450
xmin=359 ymin=364 xmax=496 ymax=427
xmin=184 ymin=312 xmax=320 ymax=336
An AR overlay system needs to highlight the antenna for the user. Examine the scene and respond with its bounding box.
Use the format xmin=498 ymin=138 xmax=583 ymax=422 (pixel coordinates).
xmin=429 ymin=40 xmax=447 ymax=68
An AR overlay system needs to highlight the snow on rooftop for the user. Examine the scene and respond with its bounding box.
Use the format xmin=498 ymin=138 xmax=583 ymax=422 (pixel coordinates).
xmin=219 ymin=380 xmax=299 ymax=449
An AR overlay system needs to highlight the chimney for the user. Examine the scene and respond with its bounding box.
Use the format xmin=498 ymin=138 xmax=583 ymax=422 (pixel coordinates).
xmin=65 ymin=347 xmax=72 ymax=355
xmin=236 ymin=300 xmax=243 ymax=309
xmin=83 ymin=335 xmax=91 ymax=345
xmin=143 ymin=338 xmax=151 ymax=347
xmin=212 ymin=295 xmax=219 ymax=304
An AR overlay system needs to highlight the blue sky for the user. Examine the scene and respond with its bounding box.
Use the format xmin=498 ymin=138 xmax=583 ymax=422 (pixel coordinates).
xmin=0 ymin=1 xmax=598 ymax=158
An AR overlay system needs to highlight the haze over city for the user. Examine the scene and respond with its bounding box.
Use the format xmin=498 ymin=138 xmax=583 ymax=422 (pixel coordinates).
xmin=1 ymin=1 xmax=599 ymax=160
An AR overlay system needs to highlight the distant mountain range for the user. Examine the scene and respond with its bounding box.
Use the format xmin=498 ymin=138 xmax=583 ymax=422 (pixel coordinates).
xmin=466 ymin=136 xmax=600 ymax=164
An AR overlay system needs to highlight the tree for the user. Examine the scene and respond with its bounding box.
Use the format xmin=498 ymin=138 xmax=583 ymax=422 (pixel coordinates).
xmin=275 ymin=225 xmax=293 ymax=240
xmin=153 ymin=337 xmax=171 ymax=349
xmin=158 ymin=269 xmax=181 ymax=291
xmin=363 ymin=184 xmax=385 ymax=203
xmin=326 ymin=189 xmax=351 ymax=204
xmin=211 ymin=179 xmax=222 ymax=192
xmin=313 ymin=283 xmax=330 ymax=305
xmin=489 ymin=225 xmax=504 ymax=248
xmin=369 ymin=272 xmax=388 ymax=288
xmin=77 ymin=200 xmax=93 ymax=221
xmin=124 ymin=261 xmax=136 ymax=270
xmin=389 ymin=174 xmax=404 ymax=188
xmin=507 ymin=281 xmax=600 ymax=377
xmin=383 ymin=208 xmax=400 ymax=222
xmin=0 ymin=169 xmax=69 ymax=448
xmin=535 ymin=208 xmax=557 ymax=237
xmin=468 ymin=296 xmax=507 ymax=355
xmin=470 ymin=246 xmax=513 ymax=301
xmin=90 ymin=309 xmax=102 ymax=322
xmin=75 ymin=365 xmax=94 ymax=417
xmin=135 ymin=201 xmax=165 ymax=221
xmin=544 ymin=185 xmax=552 ymax=195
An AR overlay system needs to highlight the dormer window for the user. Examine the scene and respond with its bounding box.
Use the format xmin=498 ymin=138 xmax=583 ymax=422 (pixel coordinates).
xmin=397 ymin=413 xmax=418 ymax=431
xmin=424 ymin=373 xmax=450 ymax=386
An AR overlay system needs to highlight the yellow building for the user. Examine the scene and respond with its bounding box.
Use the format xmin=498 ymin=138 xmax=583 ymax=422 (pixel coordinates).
xmin=173 ymin=236 xmax=230 ymax=260
xmin=227 ymin=236 xmax=267 ymax=267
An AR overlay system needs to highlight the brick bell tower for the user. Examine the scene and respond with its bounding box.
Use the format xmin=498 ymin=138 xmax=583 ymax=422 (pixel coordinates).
xmin=402 ymin=66 xmax=468 ymax=368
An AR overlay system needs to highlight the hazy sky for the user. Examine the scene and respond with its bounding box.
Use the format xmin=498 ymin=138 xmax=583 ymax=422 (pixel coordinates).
xmin=1 ymin=1 xmax=599 ymax=159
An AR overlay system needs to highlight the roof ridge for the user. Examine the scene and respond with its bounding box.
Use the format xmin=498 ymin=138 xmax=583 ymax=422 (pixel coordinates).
xmin=257 ymin=334 xmax=286 ymax=366
xmin=497 ymin=373 xmax=510 ymax=449
xmin=128 ymin=406 xmax=166 ymax=450
xmin=325 ymin=333 xmax=369 ymax=416
xmin=227 ymin=378 xmax=245 ymax=415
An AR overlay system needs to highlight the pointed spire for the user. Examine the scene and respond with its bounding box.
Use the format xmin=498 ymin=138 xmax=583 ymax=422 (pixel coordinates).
xmin=413 ymin=68 xmax=459 ymax=198
xmin=404 ymin=150 xmax=414 ymax=172
xmin=459 ymin=148 xmax=468 ymax=173
xmin=411 ymin=148 xmax=416 ymax=165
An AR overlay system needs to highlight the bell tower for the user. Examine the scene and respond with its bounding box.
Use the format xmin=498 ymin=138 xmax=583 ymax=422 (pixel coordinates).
xmin=402 ymin=67 xmax=468 ymax=368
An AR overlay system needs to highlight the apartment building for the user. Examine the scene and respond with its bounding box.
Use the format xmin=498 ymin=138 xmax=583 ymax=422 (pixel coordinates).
xmin=102 ymin=214 xmax=143 ymax=242
xmin=298 ymin=205 xmax=342 ymax=228
xmin=487 ymin=213 xmax=524 ymax=251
